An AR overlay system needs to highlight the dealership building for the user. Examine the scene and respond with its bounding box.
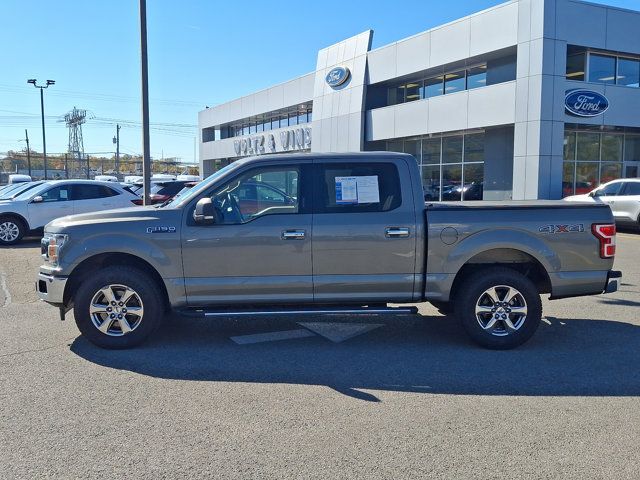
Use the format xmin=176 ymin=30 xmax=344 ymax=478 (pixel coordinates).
xmin=199 ymin=0 xmax=640 ymax=200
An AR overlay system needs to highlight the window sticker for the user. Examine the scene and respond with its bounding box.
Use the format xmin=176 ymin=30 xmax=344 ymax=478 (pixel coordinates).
xmin=335 ymin=176 xmax=380 ymax=204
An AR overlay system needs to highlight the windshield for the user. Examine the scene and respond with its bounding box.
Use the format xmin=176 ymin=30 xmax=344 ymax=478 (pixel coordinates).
xmin=12 ymin=182 xmax=55 ymax=201
xmin=163 ymin=162 xmax=242 ymax=208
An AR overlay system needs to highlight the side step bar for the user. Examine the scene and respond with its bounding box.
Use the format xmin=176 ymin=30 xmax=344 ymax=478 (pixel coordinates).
xmin=179 ymin=305 xmax=419 ymax=318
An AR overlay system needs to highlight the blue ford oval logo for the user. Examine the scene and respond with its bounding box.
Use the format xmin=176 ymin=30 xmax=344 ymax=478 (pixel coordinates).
xmin=325 ymin=66 xmax=350 ymax=88
xmin=565 ymin=89 xmax=609 ymax=117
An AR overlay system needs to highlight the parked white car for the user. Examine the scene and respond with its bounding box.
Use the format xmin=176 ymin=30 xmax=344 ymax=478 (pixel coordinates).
xmin=0 ymin=180 xmax=139 ymax=245
xmin=564 ymin=178 xmax=640 ymax=229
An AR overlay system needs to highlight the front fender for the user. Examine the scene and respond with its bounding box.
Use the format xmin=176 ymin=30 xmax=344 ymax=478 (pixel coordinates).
xmin=59 ymin=230 xmax=183 ymax=279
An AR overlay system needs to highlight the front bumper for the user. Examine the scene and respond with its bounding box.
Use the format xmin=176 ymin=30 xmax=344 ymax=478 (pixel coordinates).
xmin=36 ymin=272 xmax=67 ymax=306
xmin=604 ymin=270 xmax=622 ymax=294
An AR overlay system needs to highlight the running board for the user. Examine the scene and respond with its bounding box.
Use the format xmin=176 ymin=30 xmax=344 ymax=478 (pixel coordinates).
xmin=179 ymin=305 xmax=418 ymax=318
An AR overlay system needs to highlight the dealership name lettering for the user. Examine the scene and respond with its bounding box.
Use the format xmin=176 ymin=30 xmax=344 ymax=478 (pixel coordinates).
xmin=234 ymin=126 xmax=311 ymax=156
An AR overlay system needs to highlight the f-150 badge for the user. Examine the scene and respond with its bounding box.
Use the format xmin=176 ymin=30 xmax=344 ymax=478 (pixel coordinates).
xmin=146 ymin=226 xmax=176 ymax=234
xmin=539 ymin=224 xmax=584 ymax=234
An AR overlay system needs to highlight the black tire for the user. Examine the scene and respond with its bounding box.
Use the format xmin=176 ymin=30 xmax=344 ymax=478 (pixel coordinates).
xmin=429 ymin=301 xmax=454 ymax=316
xmin=0 ymin=216 xmax=25 ymax=246
xmin=454 ymin=267 xmax=542 ymax=350
xmin=73 ymin=265 xmax=165 ymax=349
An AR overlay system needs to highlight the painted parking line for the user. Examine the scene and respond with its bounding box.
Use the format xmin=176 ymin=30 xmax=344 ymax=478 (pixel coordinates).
xmin=230 ymin=329 xmax=316 ymax=345
xmin=298 ymin=322 xmax=384 ymax=343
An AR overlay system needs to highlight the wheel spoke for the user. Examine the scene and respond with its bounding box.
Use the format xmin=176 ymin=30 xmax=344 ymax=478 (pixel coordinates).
xmin=99 ymin=286 xmax=117 ymax=304
xmin=484 ymin=287 xmax=500 ymax=304
xmin=509 ymin=305 xmax=527 ymax=315
xmin=502 ymin=317 xmax=517 ymax=333
xmin=119 ymin=288 xmax=136 ymax=305
xmin=475 ymin=305 xmax=494 ymax=315
xmin=504 ymin=287 xmax=518 ymax=304
xmin=482 ymin=317 xmax=498 ymax=331
xmin=98 ymin=318 xmax=114 ymax=334
xmin=125 ymin=305 xmax=143 ymax=318
xmin=118 ymin=317 xmax=132 ymax=334
xmin=89 ymin=303 xmax=109 ymax=315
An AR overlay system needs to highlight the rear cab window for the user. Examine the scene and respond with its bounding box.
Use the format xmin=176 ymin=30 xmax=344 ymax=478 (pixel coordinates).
xmin=313 ymin=162 xmax=402 ymax=213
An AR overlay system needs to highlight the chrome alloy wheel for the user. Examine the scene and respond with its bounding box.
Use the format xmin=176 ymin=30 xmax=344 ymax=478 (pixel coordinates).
xmin=474 ymin=285 xmax=528 ymax=337
xmin=0 ymin=221 xmax=20 ymax=243
xmin=89 ymin=284 xmax=144 ymax=336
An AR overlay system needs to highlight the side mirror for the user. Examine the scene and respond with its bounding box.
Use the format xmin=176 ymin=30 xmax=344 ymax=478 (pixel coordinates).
xmin=31 ymin=195 xmax=43 ymax=203
xmin=193 ymin=197 xmax=215 ymax=225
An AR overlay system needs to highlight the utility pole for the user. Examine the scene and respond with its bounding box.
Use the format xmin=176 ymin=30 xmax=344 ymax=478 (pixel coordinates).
xmin=27 ymin=79 xmax=55 ymax=179
xmin=113 ymin=124 xmax=120 ymax=176
xmin=139 ymin=0 xmax=151 ymax=205
xmin=24 ymin=129 xmax=31 ymax=177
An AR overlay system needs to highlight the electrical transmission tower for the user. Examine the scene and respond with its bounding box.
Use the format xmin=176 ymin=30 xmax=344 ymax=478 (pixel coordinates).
xmin=64 ymin=107 xmax=87 ymax=161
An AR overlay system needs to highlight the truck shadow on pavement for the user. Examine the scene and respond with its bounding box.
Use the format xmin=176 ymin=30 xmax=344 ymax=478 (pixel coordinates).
xmin=70 ymin=314 xmax=640 ymax=401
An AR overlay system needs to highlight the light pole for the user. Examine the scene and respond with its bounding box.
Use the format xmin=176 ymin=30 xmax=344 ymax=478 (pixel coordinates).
xmin=112 ymin=124 xmax=120 ymax=176
xmin=139 ymin=0 xmax=151 ymax=205
xmin=27 ymin=79 xmax=55 ymax=179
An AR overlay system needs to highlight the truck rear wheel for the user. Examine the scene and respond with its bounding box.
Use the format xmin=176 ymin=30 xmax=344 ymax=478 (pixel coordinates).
xmin=73 ymin=266 xmax=164 ymax=349
xmin=0 ymin=216 xmax=25 ymax=245
xmin=454 ymin=267 xmax=542 ymax=350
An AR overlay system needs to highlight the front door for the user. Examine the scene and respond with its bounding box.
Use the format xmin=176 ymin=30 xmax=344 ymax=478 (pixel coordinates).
xmin=27 ymin=184 xmax=74 ymax=229
xmin=71 ymin=183 xmax=122 ymax=214
xmin=311 ymin=160 xmax=417 ymax=303
xmin=181 ymin=163 xmax=313 ymax=305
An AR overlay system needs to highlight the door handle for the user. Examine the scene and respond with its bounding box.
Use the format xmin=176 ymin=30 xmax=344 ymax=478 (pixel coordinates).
xmin=281 ymin=230 xmax=306 ymax=240
xmin=385 ymin=227 xmax=410 ymax=238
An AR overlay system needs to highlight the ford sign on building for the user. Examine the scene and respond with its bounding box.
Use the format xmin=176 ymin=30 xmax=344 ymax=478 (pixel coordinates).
xmin=325 ymin=67 xmax=350 ymax=88
xmin=565 ymin=90 xmax=610 ymax=117
xmin=199 ymin=0 xmax=640 ymax=200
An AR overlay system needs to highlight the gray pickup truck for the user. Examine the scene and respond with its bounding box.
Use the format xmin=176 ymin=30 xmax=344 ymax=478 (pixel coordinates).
xmin=36 ymin=152 xmax=621 ymax=350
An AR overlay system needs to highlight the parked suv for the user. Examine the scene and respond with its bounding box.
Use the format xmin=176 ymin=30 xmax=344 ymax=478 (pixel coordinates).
xmin=0 ymin=180 xmax=138 ymax=245
xmin=564 ymin=178 xmax=640 ymax=229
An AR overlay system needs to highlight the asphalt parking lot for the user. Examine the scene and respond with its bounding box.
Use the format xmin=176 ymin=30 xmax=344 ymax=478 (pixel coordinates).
xmin=1 ymin=233 xmax=639 ymax=479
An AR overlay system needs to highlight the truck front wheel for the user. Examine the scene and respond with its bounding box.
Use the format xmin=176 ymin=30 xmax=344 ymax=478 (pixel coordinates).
xmin=73 ymin=266 xmax=164 ymax=349
xmin=454 ymin=267 xmax=542 ymax=350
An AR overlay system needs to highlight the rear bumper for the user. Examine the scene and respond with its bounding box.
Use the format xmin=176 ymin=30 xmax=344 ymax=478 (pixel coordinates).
xmin=604 ymin=270 xmax=622 ymax=294
xmin=549 ymin=269 xmax=621 ymax=299
xmin=36 ymin=272 xmax=67 ymax=306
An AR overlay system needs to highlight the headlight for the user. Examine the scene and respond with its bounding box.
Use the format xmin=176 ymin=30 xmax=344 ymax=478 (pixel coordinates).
xmin=42 ymin=233 xmax=68 ymax=266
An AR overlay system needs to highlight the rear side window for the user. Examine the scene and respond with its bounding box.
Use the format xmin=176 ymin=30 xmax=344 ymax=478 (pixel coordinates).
xmin=622 ymin=182 xmax=640 ymax=196
xmin=72 ymin=184 xmax=119 ymax=200
xmin=314 ymin=162 xmax=402 ymax=213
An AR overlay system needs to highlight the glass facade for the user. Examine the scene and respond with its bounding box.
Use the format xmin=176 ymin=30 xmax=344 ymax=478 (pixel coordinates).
xmin=563 ymin=127 xmax=640 ymax=197
xmin=566 ymin=47 xmax=640 ymax=88
xmin=385 ymin=132 xmax=485 ymax=201
xmin=203 ymin=103 xmax=313 ymax=142
xmin=386 ymin=61 xmax=511 ymax=106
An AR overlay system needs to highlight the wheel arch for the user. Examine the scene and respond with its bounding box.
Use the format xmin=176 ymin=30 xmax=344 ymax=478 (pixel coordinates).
xmin=450 ymin=248 xmax=552 ymax=303
xmin=0 ymin=212 xmax=29 ymax=230
xmin=64 ymin=252 xmax=170 ymax=311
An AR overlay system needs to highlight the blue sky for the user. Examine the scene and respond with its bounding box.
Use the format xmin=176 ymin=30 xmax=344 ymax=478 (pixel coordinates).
xmin=0 ymin=0 xmax=637 ymax=163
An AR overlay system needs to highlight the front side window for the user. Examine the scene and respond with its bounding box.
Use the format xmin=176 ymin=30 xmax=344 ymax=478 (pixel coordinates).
xmin=39 ymin=185 xmax=71 ymax=202
xmin=209 ymin=167 xmax=299 ymax=224
xmin=314 ymin=162 xmax=401 ymax=214
xmin=597 ymin=182 xmax=624 ymax=197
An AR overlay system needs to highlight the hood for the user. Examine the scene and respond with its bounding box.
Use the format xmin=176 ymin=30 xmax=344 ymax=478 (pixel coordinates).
xmin=45 ymin=206 xmax=181 ymax=232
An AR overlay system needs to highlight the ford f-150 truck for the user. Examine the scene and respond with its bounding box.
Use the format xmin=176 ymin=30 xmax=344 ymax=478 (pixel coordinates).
xmin=36 ymin=152 xmax=621 ymax=350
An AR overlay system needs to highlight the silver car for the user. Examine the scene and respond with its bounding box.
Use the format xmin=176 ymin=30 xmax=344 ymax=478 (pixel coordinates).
xmin=565 ymin=178 xmax=640 ymax=229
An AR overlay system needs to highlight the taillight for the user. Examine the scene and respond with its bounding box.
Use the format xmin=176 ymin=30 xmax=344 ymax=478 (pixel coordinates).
xmin=591 ymin=223 xmax=616 ymax=258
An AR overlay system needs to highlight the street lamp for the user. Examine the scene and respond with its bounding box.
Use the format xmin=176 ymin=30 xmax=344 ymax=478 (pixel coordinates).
xmin=27 ymin=78 xmax=55 ymax=179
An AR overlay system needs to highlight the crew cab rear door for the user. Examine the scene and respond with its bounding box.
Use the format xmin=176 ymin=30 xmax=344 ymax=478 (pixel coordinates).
xmin=181 ymin=161 xmax=313 ymax=305
xmin=311 ymin=159 xmax=417 ymax=303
